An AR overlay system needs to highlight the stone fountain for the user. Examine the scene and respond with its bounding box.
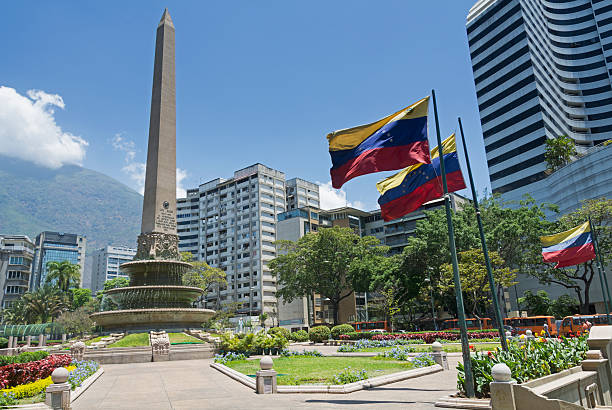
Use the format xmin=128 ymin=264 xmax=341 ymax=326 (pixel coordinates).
xmin=90 ymin=9 xmax=214 ymax=331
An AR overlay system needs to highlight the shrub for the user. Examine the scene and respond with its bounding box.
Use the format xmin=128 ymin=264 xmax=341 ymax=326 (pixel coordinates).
xmin=0 ymin=354 xmax=72 ymax=389
xmin=0 ymin=339 xmax=7 ymax=349
xmin=308 ymin=326 xmax=331 ymax=343
xmin=412 ymin=353 xmax=436 ymax=367
xmin=332 ymin=367 xmax=368 ymax=384
xmin=67 ymin=361 xmax=100 ymax=390
xmin=273 ymin=335 xmax=289 ymax=349
xmin=331 ymin=324 xmax=355 ymax=339
xmin=0 ymin=351 xmax=49 ymax=367
xmin=458 ymin=336 xmax=588 ymax=398
xmin=214 ymin=352 xmax=247 ymax=365
xmin=0 ymin=366 xmax=76 ymax=399
xmin=268 ymin=327 xmax=290 ymax=339
xmin=290 ymin=330 xmax=308 ymax=342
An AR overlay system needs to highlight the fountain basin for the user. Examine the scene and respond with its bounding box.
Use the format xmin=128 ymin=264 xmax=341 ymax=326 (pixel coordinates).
xmin=106 ymin=285 xmax=205 ymax=309
xmin=120 ymin=260 xmax=192 ymax=286
xmin=90 ymin=308 xmax=215 ymax=331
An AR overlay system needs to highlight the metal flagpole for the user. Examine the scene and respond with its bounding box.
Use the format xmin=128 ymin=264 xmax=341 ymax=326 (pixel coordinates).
xmin=589 ymin=215 xmax=611 ymax=324
xmin=431 ymin=90 xmax=474 ymax=397
xmin=458 ymin=117 xmax=508 ymax=351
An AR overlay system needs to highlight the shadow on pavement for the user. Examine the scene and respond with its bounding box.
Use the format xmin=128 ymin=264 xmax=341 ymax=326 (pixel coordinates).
xmin=306 ymin=399 xmax=427 ymax=405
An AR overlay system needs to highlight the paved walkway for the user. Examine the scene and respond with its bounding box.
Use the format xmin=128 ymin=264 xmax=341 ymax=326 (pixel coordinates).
xmin=73 ymin=357 xmax=460 ymax=409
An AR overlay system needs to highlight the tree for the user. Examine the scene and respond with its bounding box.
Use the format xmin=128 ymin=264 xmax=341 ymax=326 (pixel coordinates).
xmin=56 ymin=307 xmax=93 ymax=336
xmin=98 ymin=277 xmax=130 ymax=311
xmin=519 ymin=290 xmax=552 ymax=316
xmin=529 ymin=198 xmax=611 ymax=313
xmin=180 ymin=253 xmax=226 ymax=294
xmin=45 ymin=260 xmax=81 ymax=292
xmin=271 ymin=226 xmax=389 ymax=325
xmin=70 ymin=288 xmax=92 ymax=310
xmin=20 ymin=286 xmax=69 ymax=323
xmin=545 ymin=135 xmax=577 ymax=172
xmin=440 ymin=249 xmax=517 ymax=320
xmin=550 ymin=295 xmax=579 ymax=319
xmin=259 ymin=312 xmax=269 ymax=329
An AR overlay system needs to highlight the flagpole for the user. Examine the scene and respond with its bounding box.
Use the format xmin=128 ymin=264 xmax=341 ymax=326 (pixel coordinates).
xmin=589 ymin=215 xmax=611 ymax=324
xmin=432 ymin=90 xmax=474 ymax=397
xmin=458 ymin=117 xmax=508 ymax=351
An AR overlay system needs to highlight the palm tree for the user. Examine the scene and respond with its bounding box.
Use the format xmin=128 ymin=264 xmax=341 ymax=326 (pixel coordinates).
xmin=21 ymin=286 xmax=68 ymax=323
xmin=45 ymin=261 xmax=81 ymax=293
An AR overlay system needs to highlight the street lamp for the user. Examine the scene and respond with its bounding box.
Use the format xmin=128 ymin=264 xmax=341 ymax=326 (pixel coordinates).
xmin=425 ymin=270 xmax=437 ymax=331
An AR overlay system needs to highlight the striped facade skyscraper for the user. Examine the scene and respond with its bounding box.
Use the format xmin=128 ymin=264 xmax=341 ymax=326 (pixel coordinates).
xmin=467 ymin=0 xmax=612 ymax=196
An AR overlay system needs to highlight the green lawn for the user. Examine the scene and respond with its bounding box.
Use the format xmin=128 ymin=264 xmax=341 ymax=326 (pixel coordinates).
xmin=168 ymin=332 xmax=204 ymax=344
xmin=107 ymin=333 xmax=150 ymax=348
xmin=84 ymin=336 xmax=105 ymax=346
xmin=226 ymin=356 xmax=415 ymax=385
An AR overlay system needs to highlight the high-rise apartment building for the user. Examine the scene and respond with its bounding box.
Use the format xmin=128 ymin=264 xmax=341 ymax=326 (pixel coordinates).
xmin=90 ymin=246 xmax=136 ymax=292
xmin=177 ymin=164 xmax=320 ymax=320
xmin=467 ymin=0 xmax=612 ymax=197
xmin=0 ymin=235 xmax=35 ymax=308
xmin=31 ymin=232 xmax=86 ymax=290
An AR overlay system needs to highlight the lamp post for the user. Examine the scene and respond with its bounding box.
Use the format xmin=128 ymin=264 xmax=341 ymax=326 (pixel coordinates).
xmin=425 ymin=270 xmax=437 ymax=331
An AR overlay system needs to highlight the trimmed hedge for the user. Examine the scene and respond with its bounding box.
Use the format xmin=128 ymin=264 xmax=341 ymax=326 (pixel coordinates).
xmin=331 ymin=324 xmax=355 ymax=339
xmin=343 ymin=331 xmax=499 ymax=343
xmin=0 ymin=351 xmax=49 ymax=367
xmin=308 ymin=326 xmax=331 ymax=343
xmin=290 ymin=330 xmax=308 ymax=342
xmin=268 ymin=327 xmax=290 ymax=339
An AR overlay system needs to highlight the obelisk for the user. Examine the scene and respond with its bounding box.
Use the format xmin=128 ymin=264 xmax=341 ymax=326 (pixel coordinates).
xmin=136 ymin=8 xmax=179 ymax=261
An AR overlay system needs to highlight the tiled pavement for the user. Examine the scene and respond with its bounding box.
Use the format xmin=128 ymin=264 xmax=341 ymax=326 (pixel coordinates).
xmin=72 ymin=356 xmax=460 ymax=409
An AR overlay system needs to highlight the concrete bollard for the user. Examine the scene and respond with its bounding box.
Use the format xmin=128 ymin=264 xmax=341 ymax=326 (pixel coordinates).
xmin=525 ymin=329 xmax=534 ymax=340
xmin=431 ymin=341 xmax=448 ymax=370
xmin=256 ymin=356 xmax=277 ymax=394
xmin=45 ymin=367 xmax=71 ymax=409
xmin=489 ymin=363 xmax=516 ymax=410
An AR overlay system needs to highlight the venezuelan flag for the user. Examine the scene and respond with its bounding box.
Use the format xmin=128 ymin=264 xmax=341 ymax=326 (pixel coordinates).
xmin=541 ymin=222 xmax=596 ymax=268
xmin=376 ymin=134 xmax=465 ymax=222
xmin=327 ymin=97 xmax=431 ymax=189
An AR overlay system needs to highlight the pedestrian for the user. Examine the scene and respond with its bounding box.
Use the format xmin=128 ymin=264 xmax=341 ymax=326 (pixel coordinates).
xmin=543 ymin=322 xmax=550 ymax=338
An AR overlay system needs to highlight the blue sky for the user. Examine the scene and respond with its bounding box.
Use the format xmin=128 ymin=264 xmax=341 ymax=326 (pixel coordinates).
xmin=0 ymin=1 xmax=488 ymax=211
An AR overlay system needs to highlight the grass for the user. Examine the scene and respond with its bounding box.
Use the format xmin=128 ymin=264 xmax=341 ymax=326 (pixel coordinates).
xmin=107 ymin=333 xmax=150 ymax=348
xmin=84 ymin=336 xmax=105 ymax=346
xmin=226 ymin=356 xmax=415 ymax=385
xmin=168 ymin=333 xmax=204 ymax=344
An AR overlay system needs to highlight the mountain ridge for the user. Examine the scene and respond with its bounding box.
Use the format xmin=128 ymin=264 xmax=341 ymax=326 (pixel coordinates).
xmin=0 ymin=155 xmax=142 ymax=251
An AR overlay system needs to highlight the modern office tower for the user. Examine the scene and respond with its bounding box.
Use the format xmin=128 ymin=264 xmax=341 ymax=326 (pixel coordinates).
xmin=90 ymin=246 xmax=136 ymax=292
xmin=0 ymin=235 xmax=35 ymax=308
xmin=467 ymin=0 xmax=612 ymax=198
xmin=31 ymin=232 xmax=86 ymax=290
xmin=177 ymin=164 xmax=300 ymax=318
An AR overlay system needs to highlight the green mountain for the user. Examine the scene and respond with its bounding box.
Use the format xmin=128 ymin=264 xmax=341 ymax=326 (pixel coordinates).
xmin=0 ymin=155 xmax=142 ymax=250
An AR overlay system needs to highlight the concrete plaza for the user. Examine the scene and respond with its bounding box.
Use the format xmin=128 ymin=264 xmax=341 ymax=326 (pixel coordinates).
xmin=72 ymin=357 xmax=460 ymax=409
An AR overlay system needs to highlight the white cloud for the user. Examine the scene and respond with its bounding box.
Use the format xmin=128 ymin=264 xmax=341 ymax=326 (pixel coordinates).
xmin=318 ymin=181 xmax=369 ymax=210
xmin=0 ymin=86 xmax=88 ymax=168
xmin=176 ymin=168 xmax=188 ymax=198
xmin=111 ymin=133 xmax=189 ymax=197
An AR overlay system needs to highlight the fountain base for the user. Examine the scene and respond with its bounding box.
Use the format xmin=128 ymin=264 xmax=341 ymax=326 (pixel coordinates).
xmin=90 ymin=308 xmax=215 ymax=331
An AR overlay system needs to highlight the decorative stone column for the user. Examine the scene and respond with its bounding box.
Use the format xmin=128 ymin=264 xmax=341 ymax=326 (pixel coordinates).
xmin=505 ymin=331 xmax=512 ymax=340
xmin=70 ymin=341 xmax=86 ymax=362
xmin=489 ymin=363 xmax=516 ymax=410
xmin=525 ymin=329 xmax=534 ymax=341
xmin=61 ymin=334 xmax=67 ymax=344
xmin=7 ymin=336 xmax=13 ymax=350
xmin=45 ymin=367 xmax=71 ymax=409
xmin=256 ymin=356 xmax=277 ymax=394
xmin=150 ymin=331 xmax=170 ymax=361
xmin=431 ymin=341 xmax=448 ymax=370
xmin=39 ymin=334 xmax=45 ymax=347
xmin=26 ymin=336 xmax=31 ymax=346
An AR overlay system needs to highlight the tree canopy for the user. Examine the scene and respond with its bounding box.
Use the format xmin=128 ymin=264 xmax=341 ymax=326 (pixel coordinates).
xmin=45 ymin=260 xmax=81 ymax=293
xmin=545 ymin=135 xmax=577 ymax=172
xmin=271 ymin=226 xmax=388 ymax=325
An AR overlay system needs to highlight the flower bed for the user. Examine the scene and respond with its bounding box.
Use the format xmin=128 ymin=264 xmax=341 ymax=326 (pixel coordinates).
xmin=458 ymin=336 xmax=588 ymax=398
xmin=371 ymin=332 xmax=499 ymax=343
xmin=280 ymin=349 xmax=323 ymax=357
xmin=0 ymin=360 xmax=99 ymax=406
xmin=0 ymin=354 xmax=72 ymax=389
